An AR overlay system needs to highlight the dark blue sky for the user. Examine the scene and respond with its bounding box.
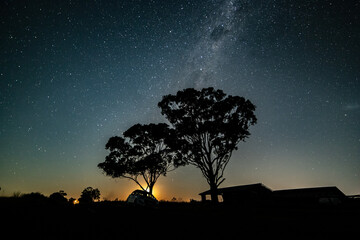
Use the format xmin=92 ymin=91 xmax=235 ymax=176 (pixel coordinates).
xmin=1 ymin=0 xmax=359 ymax=200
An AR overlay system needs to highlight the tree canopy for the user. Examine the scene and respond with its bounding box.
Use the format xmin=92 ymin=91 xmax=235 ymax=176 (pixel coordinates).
xmin=158 ymin=87 xmax=257 ymax=202
xmin=79 ymin=187 xmax=100 ymax=203
xmin=98 ymin=123 xmax=184 ymax=195
xmin=49 ymin=190 xmax=67 ymax=203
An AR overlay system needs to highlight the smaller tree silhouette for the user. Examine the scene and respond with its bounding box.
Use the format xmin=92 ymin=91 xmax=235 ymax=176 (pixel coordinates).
xmin=79 ymin=187 xmax=100 ymax=203
xmin=98 ymin=123 xmax=184 ymax=195
xmin=49 ymin=190 xmax=68 ymax=203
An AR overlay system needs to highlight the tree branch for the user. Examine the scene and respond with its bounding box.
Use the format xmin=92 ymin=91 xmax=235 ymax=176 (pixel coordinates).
xmin=122 ymin=175 xmax=147 ymax=191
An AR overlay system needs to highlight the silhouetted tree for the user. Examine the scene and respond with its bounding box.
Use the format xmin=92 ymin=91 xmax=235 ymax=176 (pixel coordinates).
xmin=98 ymin=123 xmax=184 ymax=195
xmin=158 ymin=88 xmax=257 ymax=203
xmin=21 ymin=192 xmax=48 ymax=203
xmin=49 ymin=190 xmax=68 ymax=203
xmin=78 ymin=187 xmax=100 ymax=203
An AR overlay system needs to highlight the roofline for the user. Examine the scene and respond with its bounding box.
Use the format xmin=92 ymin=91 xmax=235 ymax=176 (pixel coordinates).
xmin=273 ymin=186 xmax=340 ymax=192
xmin=273 ymin=186 xmax=346 ymax=197
xmin=199 ymin=183 xmax=269 ymax=195
xmin=199 ymin=184 xmax=346 ymax=196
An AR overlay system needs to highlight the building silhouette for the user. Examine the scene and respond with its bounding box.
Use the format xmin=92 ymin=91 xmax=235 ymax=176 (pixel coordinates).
xmin=199 ymin=183 xmax=347 ymax=205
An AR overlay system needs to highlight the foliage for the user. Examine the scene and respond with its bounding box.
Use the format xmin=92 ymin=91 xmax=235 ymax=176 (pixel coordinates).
xmin=21 ymin=192 xmax=48 ymax=203
xmin=98 ymin=123 xmax=185 ymax=194
xmin=79 ymin=187 xmax=100 ymax=203
xmin=49 ymin=190 xmax=68 ymax=203
xmin=158 ymin=87 xmax=257 ymax=202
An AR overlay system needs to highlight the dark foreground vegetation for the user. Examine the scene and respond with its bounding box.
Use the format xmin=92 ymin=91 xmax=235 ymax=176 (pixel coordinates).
xmin=1 ymin=196 xmax=359 ymax=239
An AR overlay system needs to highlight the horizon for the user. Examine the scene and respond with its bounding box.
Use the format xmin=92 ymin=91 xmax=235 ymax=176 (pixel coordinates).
xmin=0 ymin=179 xmax=355 ymax=202
xmin=1 ymin=0 xmax=359 ymax=201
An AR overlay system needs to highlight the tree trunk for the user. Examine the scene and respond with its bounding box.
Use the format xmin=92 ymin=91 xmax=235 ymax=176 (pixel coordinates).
xmin=148 ymin=183 xmax=154 ymax=196
xmin=209 ymin=181 xmax=219 ymax=204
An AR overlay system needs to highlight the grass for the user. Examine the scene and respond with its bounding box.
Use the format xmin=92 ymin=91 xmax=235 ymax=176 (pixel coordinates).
xmin=1 ymin=196 xmax=359 ymax=239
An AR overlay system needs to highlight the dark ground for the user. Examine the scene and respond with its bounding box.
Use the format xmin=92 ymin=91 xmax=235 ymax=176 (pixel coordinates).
xmin=1 ymin=197 xmax=359 ymax=239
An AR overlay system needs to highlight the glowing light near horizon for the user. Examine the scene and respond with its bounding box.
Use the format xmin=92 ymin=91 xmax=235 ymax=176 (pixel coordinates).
xmin=144 ymin=186 xmax=159 ymax=199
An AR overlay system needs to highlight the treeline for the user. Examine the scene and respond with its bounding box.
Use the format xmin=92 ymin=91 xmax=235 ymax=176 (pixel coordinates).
xmin=1 ymin=186 xmax=101 ymax=205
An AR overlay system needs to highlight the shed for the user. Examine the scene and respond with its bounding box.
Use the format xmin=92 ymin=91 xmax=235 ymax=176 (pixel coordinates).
xmin=199 ymin=183 xmax=272 ymax=204
xmin=273 ymin=186 xmax=346 ymax=205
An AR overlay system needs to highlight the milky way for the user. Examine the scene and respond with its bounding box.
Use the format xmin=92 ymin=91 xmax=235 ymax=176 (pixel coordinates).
xmin=179 ymin=0 xmax=242 ymax=88
xmin=0 ymin=0 xmax=359 ymax=199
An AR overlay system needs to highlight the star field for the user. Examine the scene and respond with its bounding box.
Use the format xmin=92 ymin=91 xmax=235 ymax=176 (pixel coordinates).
xmin=0 ymin=0 xmax=359 ymax=200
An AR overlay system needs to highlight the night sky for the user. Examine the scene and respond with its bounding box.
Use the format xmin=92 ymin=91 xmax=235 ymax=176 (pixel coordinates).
xmin=1 ymin=0 xmax=359 ymax=200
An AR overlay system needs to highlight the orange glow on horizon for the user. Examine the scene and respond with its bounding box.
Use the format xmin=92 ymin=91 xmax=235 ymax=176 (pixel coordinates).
xmin=145 ymin=186 xmax=159 ymax=199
